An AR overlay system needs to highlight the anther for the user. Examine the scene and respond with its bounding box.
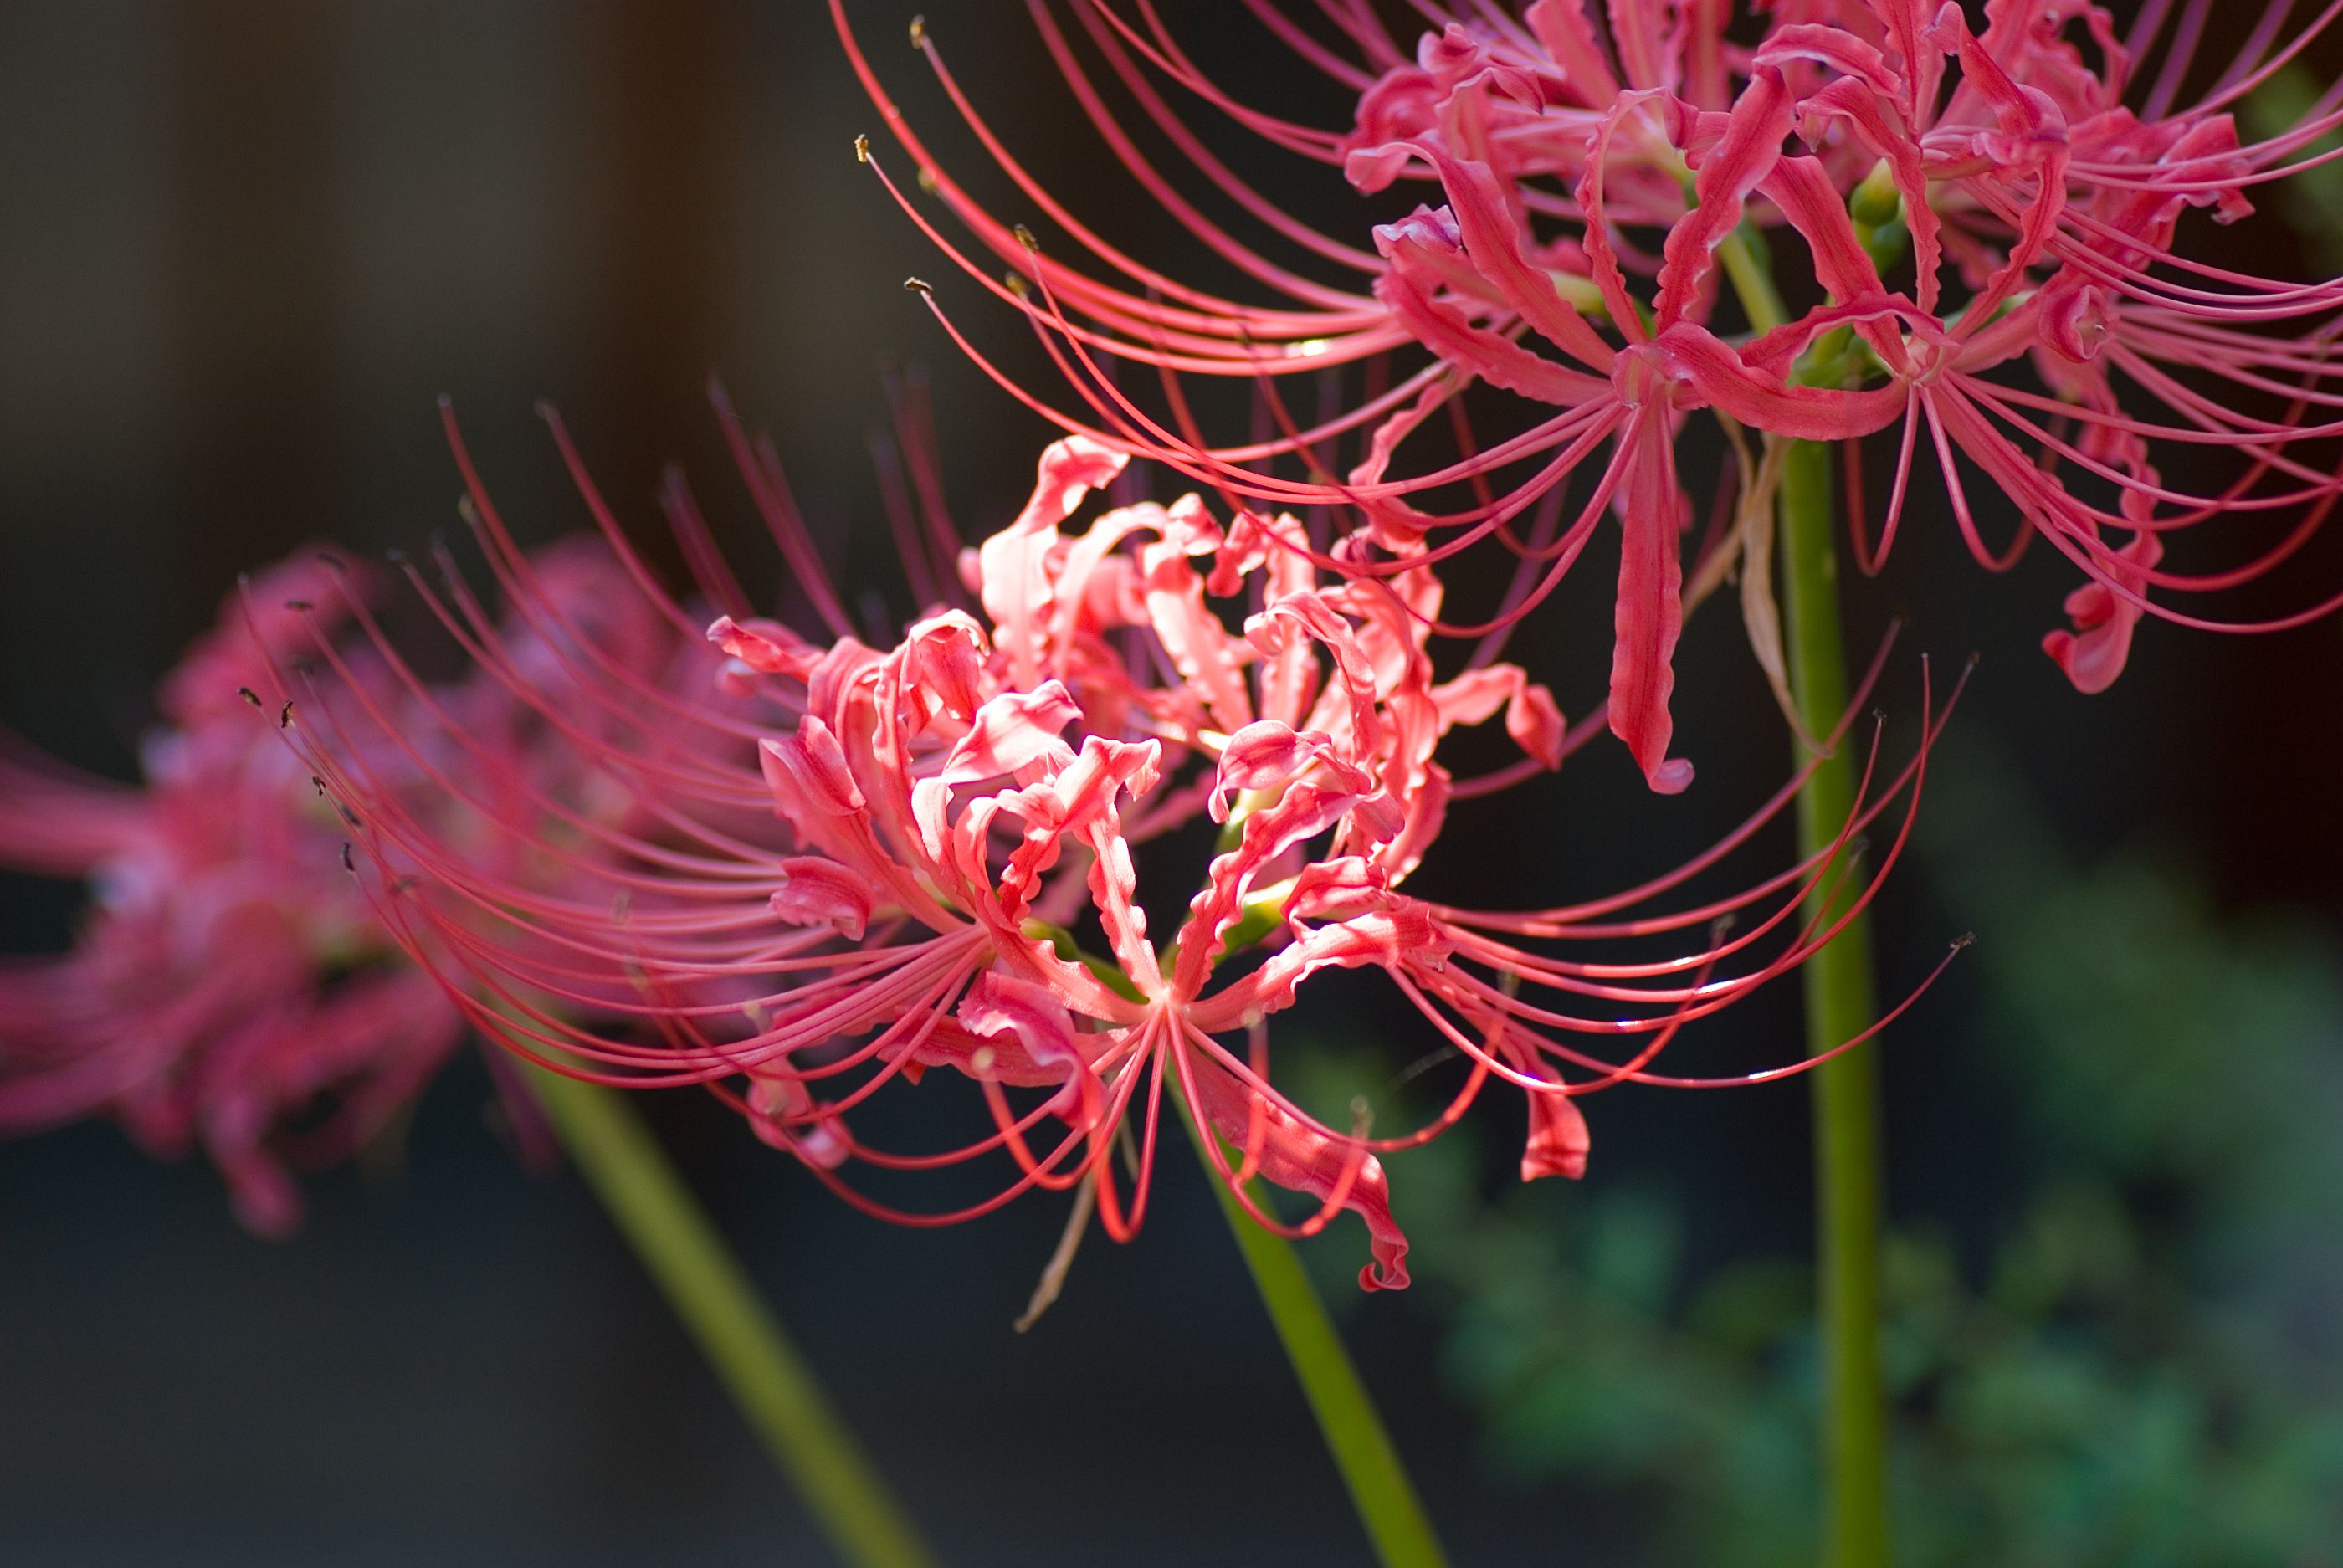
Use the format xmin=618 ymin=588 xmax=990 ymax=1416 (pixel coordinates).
xmin=311 ymin=776 xmax=326 ymax=796
xmin=904 ymin=276 xmax=932 ymax=295
xmin=1952 ymin=931 xmax=1977 ymax=951
xmin=907 ymin=14 xmax=926 ymax=48
xmin=1013 ymin=223 xmax=1038 ymax=251
xmin=283 ymin=599 xmax=313 ymax=612
xmin=915 ymin=167 xmax=940 ymax=196
xmin=340 ymin=843 xmax=356 ymax=873
xmin=278 ymin=700 xmax=295 ymax=729
xmin=854 ymin=133 xmax=870 ymax=163
xmin=237 ymin=687 xmax=262 ymax=708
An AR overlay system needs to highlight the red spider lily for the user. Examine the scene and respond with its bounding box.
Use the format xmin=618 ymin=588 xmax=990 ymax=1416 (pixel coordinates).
xmin=0 ymin=557 xmax=462 ymax=1233
xmin=291 ymin=421 xmax=1960 ymax=1292
xmin=837 ymin=0 xmax=2343 ymax=787
xmin=0 ymin=536 xmax=734 ymax=1233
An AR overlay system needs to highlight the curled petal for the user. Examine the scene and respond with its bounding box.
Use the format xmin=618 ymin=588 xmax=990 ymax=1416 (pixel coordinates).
xmin=1520 ymin=1087 xmax=1591 ymax=1181
xmin=1199 ymin=906 xmax=1446 ymax=1029
xmin=2043 ymin=529 xmax=2163 ymax=694
xmin=957 ymin=966 xmax=1102 ymax=1125
xmin=768 ymin=858 xmax=877 ymax=941
xmin=747 ymin=1070 xmax=853 ymax=1170
xmin=1607 ymin=402 xmax=1694 ymax=794
xmin=982 ymin=435 xmax=1129 ymax=689
xmin=1185 ymin=1050 xmax=1411 ymax=1290
xmin=901 ymin=609 xmax=989 ymax=720
xmin=1428 ymin=666 xmax=1566 ymax=770
xmin=760 ymin=717 xmax=865 ymax=820
xmin=708 ymin=614 xmax=820 ymax=679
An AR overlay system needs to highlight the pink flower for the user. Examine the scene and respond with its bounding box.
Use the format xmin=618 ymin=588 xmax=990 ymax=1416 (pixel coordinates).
xmin=838 ymin=1 xmax=2343 ymax=784
xmin=0 ymin=558 xmax=462 ymax=1234
xmin=301 ymin=422 xmax=1957 ymax=1289
xmin=0 ymin=513 xmax=742 ymax=1232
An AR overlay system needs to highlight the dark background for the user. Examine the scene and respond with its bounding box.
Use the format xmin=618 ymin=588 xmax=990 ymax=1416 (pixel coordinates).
xmin=3 ymin=3 xmax=2338 ymax=1564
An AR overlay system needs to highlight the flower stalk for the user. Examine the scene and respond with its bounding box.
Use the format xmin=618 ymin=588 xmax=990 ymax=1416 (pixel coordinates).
xmin=1725 ymin=222 xmax=1890 ymax=1566
xmin=1777 ymin=438 xmax=1889 ymax=1568
xmin=520 ymin=1064 xmax=939 ymax=1568
xmin=1179 ymin=1106 xmax=1450 ymax=1568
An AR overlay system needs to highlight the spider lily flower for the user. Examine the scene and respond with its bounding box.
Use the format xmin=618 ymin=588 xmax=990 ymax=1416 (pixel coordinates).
xmin=838 ymin=0 xmax=2343 ymax=783
xmin=0 ymin=558 xmax=462 ymax=1234
xmin=1751 ymin=0 xmax=2343 ymax=686
xmin=0 ymin=525 xmax=757 ymax=1234
xmin=298 ymin=424 xmax=1960 ymax=1292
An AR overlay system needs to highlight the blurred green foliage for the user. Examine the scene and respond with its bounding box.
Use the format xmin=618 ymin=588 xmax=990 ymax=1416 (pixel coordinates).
xmin=2245 ymin=69 xmax=2343 ymax=263
xmin=1295 ymin=745 xmax=2343 ymax=1565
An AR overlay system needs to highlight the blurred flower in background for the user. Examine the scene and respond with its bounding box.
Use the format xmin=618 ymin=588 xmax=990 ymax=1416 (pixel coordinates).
xmin=0 ymin=526 xmax=738 ymax=1234
xmin=0 ymin=557 xmax=469 ymax=1235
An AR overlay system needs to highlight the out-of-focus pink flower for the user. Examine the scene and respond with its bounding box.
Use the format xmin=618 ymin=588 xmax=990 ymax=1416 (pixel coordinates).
xmin=301 ymin=427 xmax=1957 ymax=1289
xmin=838 ymin=0 xmax=2343 ymax=783
xmin=0 ymin=519 xmax=741 ymax=1232
xmin=0 ymin=558 xmax=461 ymax=1233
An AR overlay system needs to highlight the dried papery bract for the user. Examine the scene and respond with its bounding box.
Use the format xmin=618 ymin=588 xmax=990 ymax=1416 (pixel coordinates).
xmin=297 ymin=417 xmax=1962 ymax=1291
xmin=838 ymin=0 xmax=2343 ymax=787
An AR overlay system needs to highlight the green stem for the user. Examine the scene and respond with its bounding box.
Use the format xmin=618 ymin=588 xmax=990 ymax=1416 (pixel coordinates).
xmin=1777 ymin=438 xmax=1890 ymax=1568
xmin=1725 ymin=209 xmax=1894 ymax=1568
xmin=521 ymin=1065 xmax=940 ymax=1568
xmin=1179 ymin=1109 xmax=1449 ymax=1568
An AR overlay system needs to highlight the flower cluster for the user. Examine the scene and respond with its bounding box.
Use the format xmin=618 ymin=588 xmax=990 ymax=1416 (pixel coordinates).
xmin=0 ymin=3 xmax=2031 ymax=1289
xmin=0 ymin=518 xmax=741 ymax=1232
xmin=288 ymin=422 xmax=1951 ymax=1289
xmin=842 ymin=0 xmax=2343 ymax=789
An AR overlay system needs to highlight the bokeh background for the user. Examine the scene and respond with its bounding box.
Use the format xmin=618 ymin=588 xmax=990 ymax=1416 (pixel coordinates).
xmin=3 ymin=3 xmax=2340 ymax=1563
